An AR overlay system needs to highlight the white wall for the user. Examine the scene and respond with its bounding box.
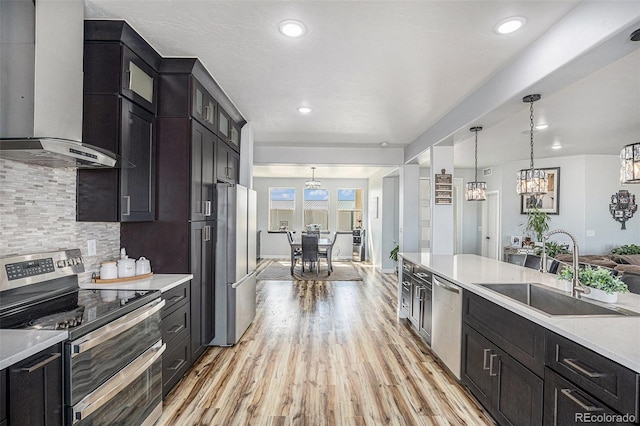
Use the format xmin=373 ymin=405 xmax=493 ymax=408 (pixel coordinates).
xmin=484 ymin=154 xmax=638 ymax=255
xmin=254 ymin=176 xmax=369 ymax=259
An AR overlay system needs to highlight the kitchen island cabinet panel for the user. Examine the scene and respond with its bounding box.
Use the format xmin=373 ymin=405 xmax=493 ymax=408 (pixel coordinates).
xmin=463 ymin=290 xmax=545 ymax=377
xmin=462 ymin=324 xmax=543 ymax=426
xmin=545 ymin=330 xmax=639 ymax=420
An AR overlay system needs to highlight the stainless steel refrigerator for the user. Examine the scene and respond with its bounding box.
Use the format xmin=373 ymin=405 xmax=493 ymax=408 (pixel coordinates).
xmin=210 ymin=183 xmax=257 ymax=346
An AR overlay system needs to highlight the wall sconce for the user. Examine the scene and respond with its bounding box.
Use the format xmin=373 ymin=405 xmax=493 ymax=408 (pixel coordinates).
xmin=609 ymin=190 xmax=637 ymax=230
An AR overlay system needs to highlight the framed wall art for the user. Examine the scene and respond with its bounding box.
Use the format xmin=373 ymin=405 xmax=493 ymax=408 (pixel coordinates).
xmin=520 ymin=167 xmax=560 ymax=214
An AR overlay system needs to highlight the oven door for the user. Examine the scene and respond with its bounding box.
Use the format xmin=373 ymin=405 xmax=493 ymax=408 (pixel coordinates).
xmin=66 ymin=298 xmax=164 ymax=406
xmin=70 ymin=340 xmax=165 ymax=425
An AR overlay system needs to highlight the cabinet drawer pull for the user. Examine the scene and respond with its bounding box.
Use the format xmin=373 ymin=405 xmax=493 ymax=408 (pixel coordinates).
xmin=489 ymin=354 xmax=498 ymax=376
xmin=168 ymin=358 xmax=186 ymax=371
xmin=483 ymin=349 xmax=491 ymax=370
xmin=124 ymin=69 xmax=131 ymax=90
xmin=122 ymin=195 xmax=131 ymax=216
xmin=560 ymin=388 xmax=603 ymax=412
xmin=19 ymin=353 xmax=61 ymax=373
xmin=168 ymin=324 xmax=185 ymax=334
xmin=168 ymin=294 xmax=185 ymax=304
xmin=563 ymin=358 xmax=607 ymax=378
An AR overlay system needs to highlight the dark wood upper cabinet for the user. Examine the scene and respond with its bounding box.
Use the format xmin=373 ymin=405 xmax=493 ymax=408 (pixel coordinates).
xmin=216 ymin=139 xmax=239 ymax=184
xmin=83 ymin=21 xmax=161 ymax=114
xmin=78 ymin=21 xmax=161 ymax=222
xmin=78 ymin=95 xmax=156 ymax=222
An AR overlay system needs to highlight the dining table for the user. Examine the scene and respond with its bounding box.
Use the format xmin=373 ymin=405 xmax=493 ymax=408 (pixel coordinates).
xmin=289 ymin=237 xmax=333 ymax=275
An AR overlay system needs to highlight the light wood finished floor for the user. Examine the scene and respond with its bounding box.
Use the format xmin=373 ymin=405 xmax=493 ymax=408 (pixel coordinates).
xmin=157 ymin=260 xmax=494 ymax=425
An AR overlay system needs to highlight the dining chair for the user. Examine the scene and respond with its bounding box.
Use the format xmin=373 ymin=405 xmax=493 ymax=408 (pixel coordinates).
xmin=301 ymin=235 xmax=320 ymax=275
xmin=523 ymin=254 xmax=541 ymax=270
xmin=318 ymin=232 xmax=337 ymax=275
xmin=286 ymin=231 xmax=302 ymax=272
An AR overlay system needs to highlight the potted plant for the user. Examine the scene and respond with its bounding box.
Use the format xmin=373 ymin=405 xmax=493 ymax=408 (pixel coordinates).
xmin=535 ymin=241 xmax=569 ymax=258
xmin=610 ymin=244 xmax=640 ymax=255
xmin=558 ymin=265 xmax=629 ymax=303
xmin=525 ymin=207 xmax=550 ymax=243
xmin=390 ymin=244 xmax=399 ymax=262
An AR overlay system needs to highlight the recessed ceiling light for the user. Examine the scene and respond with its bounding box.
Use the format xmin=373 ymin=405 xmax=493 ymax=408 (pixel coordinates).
xmin=551 ymin=144 xmax=562 ymax=150
xmin=495 ymin=17 xmax=526 ymax=35
xmin=279 ymin=20 xmax=307 ymax=38
xmin=535 ymin=124 xmax=549 ymax=130
xmin=380 ymin=141 xmax=389 ymax=147
xmin=297 ymin=106 xmax=312 ymax=114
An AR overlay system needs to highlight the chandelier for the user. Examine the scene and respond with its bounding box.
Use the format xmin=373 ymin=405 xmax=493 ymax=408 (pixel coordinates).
xmin=466 ymin=126 xmax=486 ymax=201
xmin=516 ymin=94 xmax=548 ymax=196
xmin=305 ymin=166 xmax=321 ymax=189
xmin=620 ymin=142 xmax=640 ymax=184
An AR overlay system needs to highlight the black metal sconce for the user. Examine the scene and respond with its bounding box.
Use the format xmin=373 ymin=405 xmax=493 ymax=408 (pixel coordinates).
xmin=610 ymin=190 xmax=637 ymax=230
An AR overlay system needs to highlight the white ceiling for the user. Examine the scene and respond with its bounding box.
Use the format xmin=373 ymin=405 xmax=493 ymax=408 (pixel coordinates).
xmin=83 ymin=1 xmax=640 ymax=179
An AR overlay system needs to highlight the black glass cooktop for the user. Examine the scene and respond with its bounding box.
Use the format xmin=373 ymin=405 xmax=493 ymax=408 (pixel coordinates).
xmin=0 ymin=286 xmax=159 ymax=340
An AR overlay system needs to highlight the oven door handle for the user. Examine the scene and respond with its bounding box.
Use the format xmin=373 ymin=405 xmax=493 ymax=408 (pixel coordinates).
xmin=71 ymin=340 xmax=166 ymax=423
xmin=72 ymin=298 xmax=165 ymax=355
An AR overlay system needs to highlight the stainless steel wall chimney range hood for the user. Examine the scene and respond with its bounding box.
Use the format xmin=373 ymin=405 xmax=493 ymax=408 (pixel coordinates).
xmin=0 ymin=0 xmax=119 ymax=168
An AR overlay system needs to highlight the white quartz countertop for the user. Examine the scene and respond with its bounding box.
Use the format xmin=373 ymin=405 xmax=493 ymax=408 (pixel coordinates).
xmin=0 ymin=330 xmax=68 ymax=370
xmin=79 ymin=273 xmax=193 ymax=293
xmin=400 ymin=253 xmax=640 ymax=373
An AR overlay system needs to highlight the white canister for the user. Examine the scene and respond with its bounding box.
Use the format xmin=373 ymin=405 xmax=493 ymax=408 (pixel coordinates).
xmin=117 ymin=257 xmax=136 ymax=278
xmin=135 ymin=257 xmax=151 ymax=275
xmin=100 ymin=261 xmax=118 ymax=279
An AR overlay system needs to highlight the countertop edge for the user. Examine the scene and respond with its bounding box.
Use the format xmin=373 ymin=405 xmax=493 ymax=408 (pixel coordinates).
xmin=79 ymin=273 xmax=194 ymax=293
xmin=0 ymin=330 xmax=68 ymax=370
xmin=399 ymin=252 xmax=640 ymax=374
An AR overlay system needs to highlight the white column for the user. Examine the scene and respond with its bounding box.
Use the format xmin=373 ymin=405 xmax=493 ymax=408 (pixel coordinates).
xmin=399 ymin=165 xmax=420 ymax=253
xmin=431 ymin=144 xmax=454 ymax=255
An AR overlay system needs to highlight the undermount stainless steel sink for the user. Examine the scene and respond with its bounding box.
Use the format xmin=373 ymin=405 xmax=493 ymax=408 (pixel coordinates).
xmin=478 ymin=283 xmax=639 ymax=317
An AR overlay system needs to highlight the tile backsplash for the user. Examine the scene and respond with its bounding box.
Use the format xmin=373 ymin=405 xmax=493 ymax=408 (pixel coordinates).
xmin=0 ymin=159 xmax=120 ymax=284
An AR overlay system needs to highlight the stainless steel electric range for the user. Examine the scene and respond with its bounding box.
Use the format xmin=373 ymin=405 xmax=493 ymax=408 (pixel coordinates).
xmin=0 ymin=249 xmax=165 ymax=425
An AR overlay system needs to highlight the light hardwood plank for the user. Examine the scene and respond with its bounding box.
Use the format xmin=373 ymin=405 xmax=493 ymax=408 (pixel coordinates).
xmin=157 ymin=260 xmax=494 ymax=425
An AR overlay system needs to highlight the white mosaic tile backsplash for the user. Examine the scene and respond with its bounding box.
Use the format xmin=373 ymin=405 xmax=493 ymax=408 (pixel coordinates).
xmin=0 ymin=159 xmax=121 ymax=284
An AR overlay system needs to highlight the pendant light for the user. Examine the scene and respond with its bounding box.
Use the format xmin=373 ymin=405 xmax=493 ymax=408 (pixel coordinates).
xmin=305 ymin=166 xmax=321 ymax=189
xmin=516 ymin=94 xmax=548 ymax=195
xmin=466 ymin=126 xmax=486 ymax=201
xmin=620 ymin=142 xmax=640 ymax=183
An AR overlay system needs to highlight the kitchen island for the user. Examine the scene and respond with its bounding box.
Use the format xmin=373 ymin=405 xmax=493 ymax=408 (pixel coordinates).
xmin=400 ymin=253 xmax=640 ymax=373
xmin=401 ymin=253 xmax=640 ymax=425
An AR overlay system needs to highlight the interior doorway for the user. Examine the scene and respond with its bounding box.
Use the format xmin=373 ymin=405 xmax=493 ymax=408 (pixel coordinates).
xmin=481 ymin=190 xmax=500 ymax=260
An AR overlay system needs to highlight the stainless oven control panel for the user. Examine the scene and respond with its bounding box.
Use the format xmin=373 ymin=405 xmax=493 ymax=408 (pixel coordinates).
xmin=0 ymin=249 xmax=84 ymax=291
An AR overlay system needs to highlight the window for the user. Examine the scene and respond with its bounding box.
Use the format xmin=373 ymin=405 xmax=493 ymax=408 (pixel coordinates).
xmin=269 ymin=188 xmax=295 ymax=231
xmin=337 ymin=188 xmax=363 ymax=231
xmin=303 ymin=189 xmax=329 ymax=230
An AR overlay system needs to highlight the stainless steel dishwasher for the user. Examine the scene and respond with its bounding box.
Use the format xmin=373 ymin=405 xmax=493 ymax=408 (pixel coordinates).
xmin=432 ymin=275 xmax=463 ymax=379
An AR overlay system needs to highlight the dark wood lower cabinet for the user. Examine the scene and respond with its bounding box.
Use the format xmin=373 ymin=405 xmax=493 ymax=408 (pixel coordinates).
xmin=5 ymin=343 xmax=63 ymax=426
xmin=543 ymin=367 xmax=630 ymax=426
xmin=190 ymin=221 xmax=215 ymax=362
xmin=462 ymin=324 xmax=543 ymax=426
